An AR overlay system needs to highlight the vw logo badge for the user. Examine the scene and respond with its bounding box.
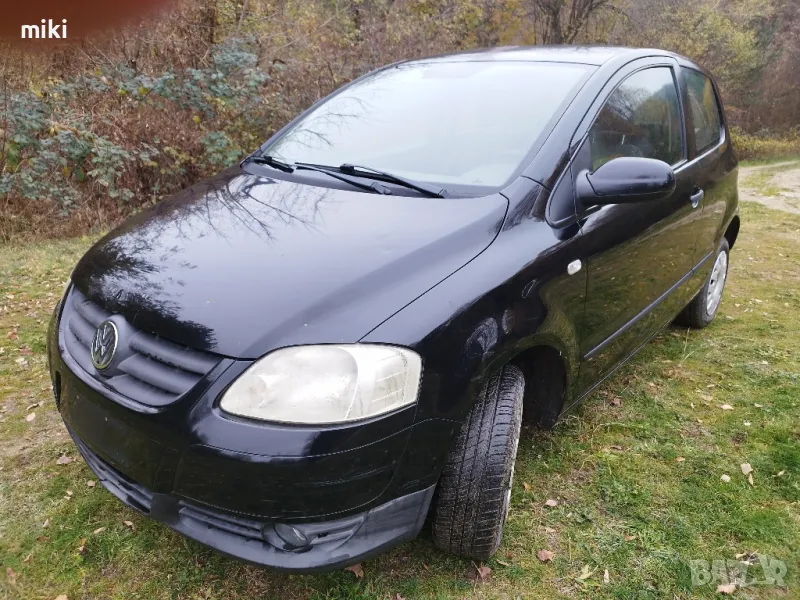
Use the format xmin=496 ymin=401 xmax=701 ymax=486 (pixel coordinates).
xmin=91 ymin=320 xmax=118 ymax=371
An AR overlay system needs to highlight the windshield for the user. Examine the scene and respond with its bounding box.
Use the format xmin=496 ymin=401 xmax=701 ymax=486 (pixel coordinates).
xmin=262 ymin=61 xmax=592 ymax=190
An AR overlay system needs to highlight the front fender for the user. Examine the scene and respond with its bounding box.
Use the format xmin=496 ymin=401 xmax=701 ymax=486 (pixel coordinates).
xmin=361 ymin=217 xmax=585 ymax=425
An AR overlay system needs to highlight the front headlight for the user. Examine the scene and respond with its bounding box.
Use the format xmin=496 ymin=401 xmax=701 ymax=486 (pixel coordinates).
xmin=219 ymin=344 xmax=422 ymax=424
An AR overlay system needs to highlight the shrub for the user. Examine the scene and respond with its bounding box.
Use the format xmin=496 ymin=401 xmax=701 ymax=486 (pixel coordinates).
xmin=0 ymin=38 xmax=271 ymax=230
xmin=730 ymin=127 xmax=800 ymax=162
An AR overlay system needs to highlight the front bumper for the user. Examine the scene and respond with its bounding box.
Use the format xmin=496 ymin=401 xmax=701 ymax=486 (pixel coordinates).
xmin=47 ymin=305 xmax=457 ymax=571
xmin=69 ymin=425 xmax=434 ymax=571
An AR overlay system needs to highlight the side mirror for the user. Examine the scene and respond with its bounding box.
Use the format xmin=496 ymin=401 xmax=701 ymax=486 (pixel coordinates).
xmin=576 ymin=157 xmax=676 ymax=206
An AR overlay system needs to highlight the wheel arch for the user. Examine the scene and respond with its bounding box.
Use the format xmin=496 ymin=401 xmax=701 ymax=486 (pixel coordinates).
xmin=724 ymin=215 xmax=740 ymax=249
xmin=509 ymin=343 xmax=570 ymax=429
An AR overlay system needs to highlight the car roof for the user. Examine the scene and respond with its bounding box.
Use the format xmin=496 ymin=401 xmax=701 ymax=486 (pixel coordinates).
xmin=408 ymin=45 xmax=678 ymax=67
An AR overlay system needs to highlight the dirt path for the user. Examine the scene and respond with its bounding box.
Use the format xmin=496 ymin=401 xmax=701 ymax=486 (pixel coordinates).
xmin=738 ymin=160 xmax=800 ymax=214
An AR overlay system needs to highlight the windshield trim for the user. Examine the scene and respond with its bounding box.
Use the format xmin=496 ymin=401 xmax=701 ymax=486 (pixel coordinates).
xmin=257 ymin=60 xmax=596 ymax=196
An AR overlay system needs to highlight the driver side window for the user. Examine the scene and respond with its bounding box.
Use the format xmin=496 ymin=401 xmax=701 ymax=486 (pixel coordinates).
xmin=589 ymin=67 xmax=684 ymax=171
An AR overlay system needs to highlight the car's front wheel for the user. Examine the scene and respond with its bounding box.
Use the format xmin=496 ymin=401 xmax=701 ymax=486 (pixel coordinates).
xmin=431 ymin=364 xmax=524 ymax=561
xmin=677 ymin=238 xmax=730 ymax=328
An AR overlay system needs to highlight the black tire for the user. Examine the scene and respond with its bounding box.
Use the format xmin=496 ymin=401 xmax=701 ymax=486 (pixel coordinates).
xmin=676 ymin=238 xmax=730 ymax=329
xmin=431 ymin=364 xmax=524 ymax=561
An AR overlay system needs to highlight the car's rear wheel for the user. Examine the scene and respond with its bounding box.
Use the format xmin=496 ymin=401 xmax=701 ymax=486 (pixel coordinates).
xmin=431 ymin=364 xmax=524 ymax=561
xmin=677 ymin=238 xmax=730 ymax=328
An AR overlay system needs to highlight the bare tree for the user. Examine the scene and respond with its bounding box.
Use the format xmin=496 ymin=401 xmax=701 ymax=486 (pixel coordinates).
xmin=527 ymin=0 xmax=613 ymax=43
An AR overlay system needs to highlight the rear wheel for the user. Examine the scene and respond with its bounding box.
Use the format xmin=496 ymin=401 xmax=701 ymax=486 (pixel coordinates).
xmin=677 ymin=238 xmax=730 ymax=328
xmin=431 ymin=365 xmax=524 ymax=560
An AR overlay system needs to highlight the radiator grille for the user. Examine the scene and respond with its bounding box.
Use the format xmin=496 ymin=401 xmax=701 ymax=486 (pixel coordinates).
xmin=59 ymin=287 xmax=219 ymax=407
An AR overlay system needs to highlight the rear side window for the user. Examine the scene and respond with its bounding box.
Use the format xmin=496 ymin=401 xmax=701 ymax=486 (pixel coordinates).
xmin=684 ymin=69 xmax=722 ymax=154
xmin=589 ymin=67 xmax=684 ymax=170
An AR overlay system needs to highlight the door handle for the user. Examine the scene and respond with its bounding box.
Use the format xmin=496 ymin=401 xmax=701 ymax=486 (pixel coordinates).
xmin=690 ymin=187 xmax=704 ymax=209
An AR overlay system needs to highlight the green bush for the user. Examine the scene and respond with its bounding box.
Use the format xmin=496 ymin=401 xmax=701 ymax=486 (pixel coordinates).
xmin=730 ymin=127 xmax=800 ymax=162
xmin=0 ymin=38 xmax=271 ymax=215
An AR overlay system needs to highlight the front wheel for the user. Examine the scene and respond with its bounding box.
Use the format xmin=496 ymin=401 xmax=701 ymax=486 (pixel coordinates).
xmin=677 ymin=238 xmax=730 ymax=328
xmin=431 ymin=364 xmax=524 ymax=561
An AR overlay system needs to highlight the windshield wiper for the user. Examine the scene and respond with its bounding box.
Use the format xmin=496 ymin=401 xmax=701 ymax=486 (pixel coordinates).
xmin=294 ymin=162 xmax=392 ymax=195
xmin=339 ymin=164 xmax=450 ymax=198
xmin=242 ymin=155 xmax=391 ymax=194
xmin=241 ymin=154 xmax=295 ymax=173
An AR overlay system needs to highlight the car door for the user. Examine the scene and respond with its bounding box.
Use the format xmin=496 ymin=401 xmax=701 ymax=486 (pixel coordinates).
xmin=573 ymin=62 xmax=697 ymax=397
xmin=677 ymin=66 xmax=734 ymax=268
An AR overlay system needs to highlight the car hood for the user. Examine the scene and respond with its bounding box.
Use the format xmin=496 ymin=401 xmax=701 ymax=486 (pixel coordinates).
xmin=72 ymin=168 xmax=508 ymax=358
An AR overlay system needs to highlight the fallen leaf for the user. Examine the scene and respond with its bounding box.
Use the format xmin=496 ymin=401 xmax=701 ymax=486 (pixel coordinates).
xmin=700 ymin=394 xmax=713 ymax=402
xmin=544 ymin=499 xmax=559 ymax=508
xmin=25 ymin=412 xmax=36 ymax=422
xmin=23 ymin=553 xmax=32 ymax=563
xmin=737 ymin=552 xmax=758 ymax=564
xmin=741 ymin=463 xmax=753 ymax=475
xmin=76 ymin=538 xmax=87 ymax=555
xmin=624 ymin=534 xmax=636 ymax=542
xmin=476 ymin=564 xmax=492 ymax=581
xmin=66 ymin=490 xmax=73 ymax=496
xmin=86 ymin=480 xmax=96 ymax=488
xmin=748 ymin=473 xmax=754 ymax=486
xmin=15 ymin=357 xmax=28 ymax=366
xmin=609 ymin=445 xmax=623 ymax=451
xmin=675 ymin=457 xmax=685 ymax=462
xmin=536 ymin=549 xmax=555 ymax=562
xmin=543 ymin=526 xmax=555 ymax=533
xmin=93 ymin=527 xmax=106 ymax=535
xmin=56 ymin=455 xmax=73 ymax=465
xmin=5 ymin=567 xmax=16 ymax=584
xmin=776 ymin=470 xmax=785 ymax=477
xmin=720 ymin=404 xmax=734 ymax=411
xmin=721 ymin=474 xmax=731 ymax=483
xmin=603 ymin=568 xmax=610 ymax=584
xmin=344 ymin=563 xmax=363 ymax=578
xmin=523 ymin=482 xmax=531 ymax=492
xmin=717 ymin=583 xmax=737 ymax=594
xmin=495 ymin=559 xmax=510 ymax=567
xmin=54 ymin=595 xmax=68 ymax=600
xmin=123 ymin=520 xmax=136 ymax=532
xmin=394 ymin=595 xmax=405 ymax=600
xmin=42 ymin=518 xmax=50 ymax=528
xmin=7 ymin=330 xmax=18 ymax=340
xmin=577 ymin=564 xmax=593 ymax=580
xmin=610 ymin=397 xmax=621 ymax=407
xmin=26 ymin=401 xmax=43 ymax=410
xmin=754 ymin=403 xmax=763 ymax=408
xmin=743 ymin=421 xmax=751 ymax=427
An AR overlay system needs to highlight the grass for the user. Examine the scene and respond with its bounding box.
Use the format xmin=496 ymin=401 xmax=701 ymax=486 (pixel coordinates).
xmin=739 ymin=154 xmax=800 ymax=168
xmin=1 ymin=203 xmax=799 ymax=599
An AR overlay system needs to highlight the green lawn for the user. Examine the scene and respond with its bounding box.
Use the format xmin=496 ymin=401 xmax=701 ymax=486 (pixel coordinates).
xmin=1 ymin=202 xmax=798 ymax=599
xmin=739 ymin=155 xmax=800 ymax=168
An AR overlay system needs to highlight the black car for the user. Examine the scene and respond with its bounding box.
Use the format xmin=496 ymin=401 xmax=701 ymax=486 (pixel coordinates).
xmin=47 ymin=46 xmax=739 ymax=571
